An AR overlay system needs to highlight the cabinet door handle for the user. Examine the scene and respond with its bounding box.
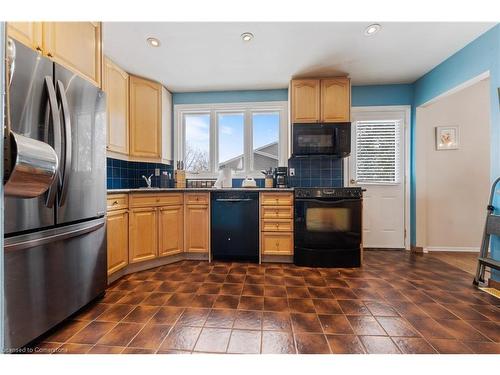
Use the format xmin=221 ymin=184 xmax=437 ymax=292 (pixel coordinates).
xmin=47 ymin=52 xmax=53 ymax=58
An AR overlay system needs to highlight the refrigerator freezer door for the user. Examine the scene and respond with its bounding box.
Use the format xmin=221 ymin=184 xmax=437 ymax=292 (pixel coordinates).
xmin=4 ymin=217 xmax=107 ymax=350
xmin=54 ymin=65 xmax=106 ymax=225
xmin=4 ymin=40 xmax=56 ymax=235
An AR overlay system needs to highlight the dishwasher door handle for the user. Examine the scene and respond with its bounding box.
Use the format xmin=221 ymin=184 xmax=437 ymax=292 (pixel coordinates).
xmin=215 ymin=198 xmax=254 ymax=202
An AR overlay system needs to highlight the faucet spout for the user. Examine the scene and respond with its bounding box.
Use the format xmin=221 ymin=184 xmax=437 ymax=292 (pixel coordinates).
xmin=142 ymin=174 xmax=153 ymax=188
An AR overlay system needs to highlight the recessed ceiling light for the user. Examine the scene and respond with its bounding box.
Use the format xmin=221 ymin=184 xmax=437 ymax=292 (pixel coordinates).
xmin=364 ymin=24 xmax=381 ymax=36
xmin=241 ymin=32 xmax=254 ymax=42
xmin=147 ymin=37 xmax=160 ymax=47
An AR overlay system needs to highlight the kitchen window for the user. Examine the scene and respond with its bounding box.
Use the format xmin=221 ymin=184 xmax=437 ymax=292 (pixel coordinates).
xmin=174 ymin=102 xmax=288 ymax=177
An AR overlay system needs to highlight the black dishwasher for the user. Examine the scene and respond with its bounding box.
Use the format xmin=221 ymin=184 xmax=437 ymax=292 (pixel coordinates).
xmin=211 ymin=191 xmax=259 ymax=263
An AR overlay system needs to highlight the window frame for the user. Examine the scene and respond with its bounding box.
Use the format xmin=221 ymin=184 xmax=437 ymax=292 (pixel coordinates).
xmin=174 ymin=101 xmax=288 ymax=178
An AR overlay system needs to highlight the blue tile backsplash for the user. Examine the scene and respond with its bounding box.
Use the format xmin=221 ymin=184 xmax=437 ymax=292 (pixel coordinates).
xmin=107 ymin=158 xmax=173 ymax=189
xmin=287 ymin=156 xmax=343 ymax=188
xmin=107 ymin=157 xmax=342 ymax=189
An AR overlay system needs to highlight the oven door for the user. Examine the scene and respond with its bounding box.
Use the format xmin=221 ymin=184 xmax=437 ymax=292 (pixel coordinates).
xmin=294 ymin=197 xmax=361 ymax=250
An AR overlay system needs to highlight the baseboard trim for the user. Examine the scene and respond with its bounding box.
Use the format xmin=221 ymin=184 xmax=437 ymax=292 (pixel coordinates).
xmin=411 ymin=245 xmax=424 ymax=253
xmin=261 ymin=255 xmax=293 ymax=264
xmin=424 ymin=247 xmax=480 ymax=252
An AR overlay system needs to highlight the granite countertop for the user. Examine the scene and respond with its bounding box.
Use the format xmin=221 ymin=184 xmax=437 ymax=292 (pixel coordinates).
xmin=108 ymin=187 xmax=295 ymax=194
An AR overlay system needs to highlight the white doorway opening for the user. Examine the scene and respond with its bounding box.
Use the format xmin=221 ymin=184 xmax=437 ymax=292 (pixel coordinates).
xmin=344 ymin=106 xmax=411 ymax=250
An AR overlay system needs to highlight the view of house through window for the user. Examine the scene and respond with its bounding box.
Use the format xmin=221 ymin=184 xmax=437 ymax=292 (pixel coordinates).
xmin=218 ymin=113 xmax=245 ymax=171
xmin=252 ymin=112 xmax=279 ymax=171
xmin=176 ymin=102 xmax=287 ymax=176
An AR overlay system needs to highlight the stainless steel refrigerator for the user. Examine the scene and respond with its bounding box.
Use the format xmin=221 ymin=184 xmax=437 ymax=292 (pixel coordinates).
xmin=4 ymin=39 xmax=107 ymax=350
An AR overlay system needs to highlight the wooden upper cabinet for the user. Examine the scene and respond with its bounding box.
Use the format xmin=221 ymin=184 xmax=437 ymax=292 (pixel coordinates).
xmin=158 ymin=205 xmax=184 ymax=257
xmin=129 ymin=75 xmax=162 ymax=160
xmin=321 ymin=78 xmax=351 ymax=122
xmin=184 ymin=203 xmax=209 ymax=253
xmin=107 ymin=209 xmax=129 ymax=276
xmin=7 ymin=22 xmax=42 ymax=50
xmin=129 ymin=207 xmax=157 ymax=263
xmin=42 ymin=22 xmax=102 ymax=87
xmin=291 ymin=79 xmax=320 ymax=123
xmin=104 ymin=57 xmax=129 ymax=155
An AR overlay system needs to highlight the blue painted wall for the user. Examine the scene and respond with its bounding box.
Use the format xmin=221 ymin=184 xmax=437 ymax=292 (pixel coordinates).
xmin=352 ymin=84 xmax=414 ymax=107
xmin=412 ymin=24 xmax=500 ymax=279
xmin=173 ymin=89 xmax=288 ymax=105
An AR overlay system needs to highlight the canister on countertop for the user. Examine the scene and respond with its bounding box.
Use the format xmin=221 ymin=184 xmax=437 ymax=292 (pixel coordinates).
xmin=265 ymin=176 xmax=274 ymax=188
xmin=160 ymin=171 xmax=172 ymax=188
xmin=175 ymin=169 xmax=186 ymax=188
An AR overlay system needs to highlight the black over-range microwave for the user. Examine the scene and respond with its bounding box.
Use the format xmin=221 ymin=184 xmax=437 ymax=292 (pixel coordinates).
xmin=292 ymin=123 xmax=351 ymax=157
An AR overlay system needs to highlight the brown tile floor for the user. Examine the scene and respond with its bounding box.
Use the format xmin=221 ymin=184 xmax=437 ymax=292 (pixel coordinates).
xmin=29 ymin=250 xmax=499 ymax=354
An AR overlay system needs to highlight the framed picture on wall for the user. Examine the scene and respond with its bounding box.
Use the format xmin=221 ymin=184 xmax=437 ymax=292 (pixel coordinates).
xmin=435 ymin=126 xmax=459 ymax=150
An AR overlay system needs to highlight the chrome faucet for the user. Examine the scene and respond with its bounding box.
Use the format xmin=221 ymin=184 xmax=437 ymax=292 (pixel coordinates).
xmin=142 ymin=174 xmax=153 ymax=188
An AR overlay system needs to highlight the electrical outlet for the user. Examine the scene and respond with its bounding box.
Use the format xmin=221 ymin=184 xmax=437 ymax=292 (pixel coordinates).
xmin=289 ymin=168 xmax=295 ymax=176
xmin=155 ymin=168 xmax=160 ymax=176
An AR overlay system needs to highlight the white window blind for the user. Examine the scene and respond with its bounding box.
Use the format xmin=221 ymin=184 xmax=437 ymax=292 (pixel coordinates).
xmin=355 ymin=120 xmax=401 ymax=184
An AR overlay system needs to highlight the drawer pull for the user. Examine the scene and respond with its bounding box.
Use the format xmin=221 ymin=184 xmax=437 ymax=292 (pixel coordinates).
xmin=156 ymin=198 xmax=160 ymax=202
xmin=275 ymin=223 xmax=279 ymax=228
xmin=112 ymin=200 xmax=118 ymax=205
xmin=276 ymin=241 xmax=280 ymax=248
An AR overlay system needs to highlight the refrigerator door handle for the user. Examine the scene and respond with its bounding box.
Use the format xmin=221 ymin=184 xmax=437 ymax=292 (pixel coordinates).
xmin=45 ymin=76 xmax=62 ymax=208
xmin=4 ymin=217 xmax=105 ymax=253
xmin=56 ymin=80 xmax=72 ymax=207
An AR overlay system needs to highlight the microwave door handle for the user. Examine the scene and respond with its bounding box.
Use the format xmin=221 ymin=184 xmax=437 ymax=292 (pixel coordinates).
xmin=44 ymin=77 xmax=61 ymax=208
xmin=56 ymin=80 xmax=72 ymax=207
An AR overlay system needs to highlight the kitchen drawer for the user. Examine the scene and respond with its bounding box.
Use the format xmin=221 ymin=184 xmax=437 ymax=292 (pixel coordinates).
xmin=260 ymin=192 xmax=293 ymax=206
xmin=107 ymin=194 xmax=128 ymax=211
xmin=261 ymin=232 xmax=293 ymax=255
xmin=185 ymin=192 xmax=209 ymax=205
xmin=261 ymin=219 xmax=293 ymax=232
xmin=261 ymin=205 xmax=293 ymax=219
xmin=129 ymin=193 xmax=183 ymax=207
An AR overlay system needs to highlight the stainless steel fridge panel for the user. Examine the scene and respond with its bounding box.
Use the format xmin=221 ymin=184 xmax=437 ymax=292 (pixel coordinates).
xmin=54 ymin=66 xmax=106 ymax=224
xmin=4 ymin=40 xmax=56 ymax=235
xmin=4 ymin=218 xmax=107 ymax=350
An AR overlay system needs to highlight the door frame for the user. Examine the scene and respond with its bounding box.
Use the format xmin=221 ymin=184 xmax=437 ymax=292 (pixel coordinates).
xmin=344 ymin=105 xmax=411 ymax=250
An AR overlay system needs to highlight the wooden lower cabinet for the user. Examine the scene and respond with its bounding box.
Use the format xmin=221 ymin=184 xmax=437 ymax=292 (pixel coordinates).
xmin=106 ymin=209 xmax=129 ymax=275
xmin=260 ymin=192 xmax=294 ymax=257
xmin=261 ymin=232 xmax=294 ymax=255
xmin=185 ymin=204 xmax=209 ymax=253
xmin=158 ymin=205 xmax=184 ymax=257
xmin=129 ymin=207 xmax=157 ymax=263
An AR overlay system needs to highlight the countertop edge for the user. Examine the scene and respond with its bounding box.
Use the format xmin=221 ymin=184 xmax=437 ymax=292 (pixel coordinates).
xmin=108 ymin=188 xmax=295 ymax=194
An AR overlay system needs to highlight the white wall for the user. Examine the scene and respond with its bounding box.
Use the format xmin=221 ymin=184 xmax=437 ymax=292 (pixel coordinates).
xmin=416 ymin=78 xmax=491 ymax=251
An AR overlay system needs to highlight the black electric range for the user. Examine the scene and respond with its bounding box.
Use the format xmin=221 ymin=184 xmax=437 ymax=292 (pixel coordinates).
xmin=294 ymin=187 xmax=363 ymax=268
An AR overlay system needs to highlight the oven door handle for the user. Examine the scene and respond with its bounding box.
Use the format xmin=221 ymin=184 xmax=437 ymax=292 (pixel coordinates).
xmin=295 ymin=198 xmax=360 ymax=204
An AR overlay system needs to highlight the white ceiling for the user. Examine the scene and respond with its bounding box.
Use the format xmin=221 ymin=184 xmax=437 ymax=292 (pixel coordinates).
xmin=103 ymin=22 xmax=495 ymax=92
